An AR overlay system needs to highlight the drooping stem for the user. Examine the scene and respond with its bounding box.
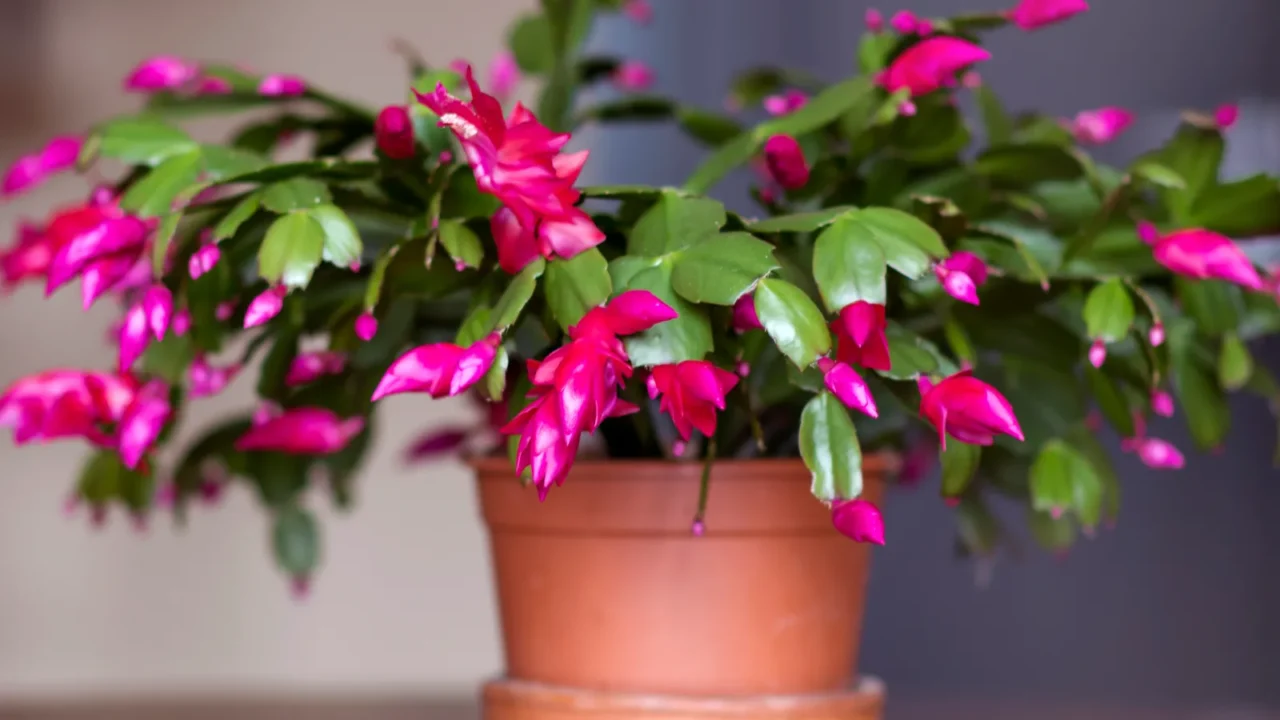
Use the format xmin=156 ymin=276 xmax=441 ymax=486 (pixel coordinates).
xmin=692 ymin=437 xmax=717 ymax=535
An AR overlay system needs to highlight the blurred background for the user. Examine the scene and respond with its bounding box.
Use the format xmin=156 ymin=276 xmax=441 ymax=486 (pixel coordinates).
xmin=1 ymin=0 xmax=1277 ymax=718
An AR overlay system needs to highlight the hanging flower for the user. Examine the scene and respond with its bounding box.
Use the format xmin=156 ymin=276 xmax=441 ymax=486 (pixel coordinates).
xmin=731 ymin=293 xmax=763 ymax=333
xmin=865 ymin=8 xmax=885 ymax=32
xmin=123 ymin=55 xmax=201 ymax=92
xmin=831 ymin=301 xmax=891 ymax=371
xmin=374 ymin=105 xmax=416 ymax=160
xmin=188 ymin=355 xmax=241 ymax=398
xmin=831 ymin=499 xmax=886 ymax=545
xmin=1067 ymin=107 xmax=1133 ymax=145
xmin=258 ymin=74 xmax=307 ymax=97
xmin=244 ymin=286 xmax=288 ymax=328
xmin=646 ymin=360 xmax=740 ymax=441
xmin=762 ymin=134 xmax=810 ymax=190
xmin=918 ymin=370 xmax=1024 ymax=449
xmin=1140 ymin=224 xmax=1264 ymax=291
xmin=43 ymin=195 xmax=152 ymax=309
xmin=285 ymin=351 xmax=347 ymax=387
xmin=763 ymin=89 xmax=808 ymax=116
xmin=1214 ymin=104 xmax=1240 ymax=130
xmin=816 ymin=358 xmax=878 ymax=418
xmin=934 ymin=251 xmax=988 ymax=305
xmin=1133 ymin=437 xmax=1185 ymax=469
xmin=354 ymin=312 xmax=378 ymax=341
xmin=1007 ymin=0 xmax=1089 ymax=30
xmin=2 ymin=135 xmax=84 ymax=199
xmin=488 ymin=51 xmax=521 ymax=102
xmin=235 ymin=407 xmax=365 ymax=454
xmin=1151 ymin=390 xmax=1175 ymax=418
xmin=372 ymin=333 xmax=501 ymax=401
xmin=0 ymin=370 xmax=135 ymax=447
xmin=188 ymin=242 xmax=221 ymax=280
xmin=879 ymin=37 xmax=990 ymax=97
xmin=115 ymin=380 xmax=172 ymax=470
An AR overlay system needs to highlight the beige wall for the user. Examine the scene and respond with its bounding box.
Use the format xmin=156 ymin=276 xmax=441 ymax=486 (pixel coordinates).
xmin=0 ymin=0 xmax=533 ymax=699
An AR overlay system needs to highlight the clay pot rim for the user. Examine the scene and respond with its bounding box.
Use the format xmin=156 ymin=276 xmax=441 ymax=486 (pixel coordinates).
xmin=467 ymin=452 xmax=902 ymax=476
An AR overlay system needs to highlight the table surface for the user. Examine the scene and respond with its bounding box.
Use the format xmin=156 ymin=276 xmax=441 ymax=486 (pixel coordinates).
xmin=2 ymin=697 xmax=1277 ymax=720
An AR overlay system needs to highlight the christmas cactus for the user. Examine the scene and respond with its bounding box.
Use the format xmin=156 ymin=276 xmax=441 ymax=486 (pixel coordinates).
xmin=4 ymin=0 xmax=1279 ymax=589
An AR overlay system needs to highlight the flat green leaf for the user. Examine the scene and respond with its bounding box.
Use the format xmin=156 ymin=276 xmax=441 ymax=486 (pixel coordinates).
xmin=676 ymin=108 xmax=743 ymax=147
xmin=543 ymin=249 xmax=612 ymax=330
xmin=853 ymin=206 xmax=950 ymax=266
xmin=1083 ymin=278 xmax=1134 ymax=342
xmin=800 ymin=391 xmax=862 ymax=502
xmin=261 ymin=178 xmax=333 ymax=213
xmin=456 ymin=306 xmax=494 ymax=346
xmin=1190 ymin=175 xmax=1280 ymax=237
xmin=1084 ymin=366 xmax=1136 ymax=437
xmin=940 ymin=441 xmax=981 ymax=499
xmin=1169 ymin=326 xmax=1230 ymax=450
xmin=880 ymin=326 xmax=943 ymax=381
xmin=272 ymin=506 xmax=319 ymax=577
xmin=259 ymin=212 xmax=326 ymax=288
xmin=629 ymin=192 xmax=727 ymax=256
xmin=1150 ymin=124 xmax=1223 ymax=223
xmin=1030 ymin=439 xmax=1100 ymax=526
xmin=213 ymin=193 xmax=261 ymax=240
xmin=747 ymin=206 xmax=854 ymax=234
xmin=1131 ymin=160 xmax=1186 ymax=189
xmin=120 ymin=148 xmax=204 ymax=218
xmin=753 ymin=277 xmax=831 ymax=369
xmin=1219 ymin=332 xmax=1253 ymax=390
xmin=148 ymin=181 xmax=208 ymax=276
xmin=97 ymin=117 xmax=199 ymax=165
xmin=509 ymin=13 xmax=555 ymax=73
xmin=579 ymin=184 xmax=665 ymax=200
xmin=484 ymin=345 xmax=510 ymax=402
xmin=813 ymin=217 xmax=888 ymax=311
xmin=200 ymin=145 xmax=268 ymax=180
xmin=608 ymin=256 xmax=660 ymax=290
xmin=975 ymin=144 xmax=1083 ymax=186
xmin=437 ymin=219 xmax=485 ymax=270
xmin=619 ymin=262 xmax=713 ymax=365
xmin=1176 ymin=278 xmax=1243 ymax=335
xmin=1028 ymin=510 xmax=1076 ymax=552
xmin=490 ymin=258 xmax=545 ymax=332
xmin=670 ymin=232 xmax=778 ymax=305
xmin=974 ymin=84 xmax=1013 ymax=145
xmin=683 ymin=132 xmax=760 ymax=195
xmin=307 ymin=204 xmax=363 ymax=268
xmin=857 ymin=31 xmax=899 ymax=74
xmin=767 ymin=76 xmax=874 ymax=138
xmin=1067 ymin=425 xmax=1121 ymax=524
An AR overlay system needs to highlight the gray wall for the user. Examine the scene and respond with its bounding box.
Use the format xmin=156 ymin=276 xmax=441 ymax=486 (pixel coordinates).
xmin=590 ymin=0 xmax=1280 ymax=705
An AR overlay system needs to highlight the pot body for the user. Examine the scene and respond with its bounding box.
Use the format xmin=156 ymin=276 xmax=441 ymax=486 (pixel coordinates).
xmin=474 ymin=456 xmax=890 ymax=698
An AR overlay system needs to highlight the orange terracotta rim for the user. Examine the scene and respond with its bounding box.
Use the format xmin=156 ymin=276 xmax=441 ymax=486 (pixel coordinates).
xmin=467 ymin=452 xmax=903 ymax=477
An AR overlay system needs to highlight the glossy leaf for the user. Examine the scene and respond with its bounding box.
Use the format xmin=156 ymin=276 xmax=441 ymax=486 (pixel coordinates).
xmin=975 ymin=144 xmax=1083 ymax=186
xmin=1219 ymin=332 xmax=1254 ymax=390
xmin=544 ymin=249 xmax=612 ymax=330
xmin=974 ymin=84 xmax=1012 ymax=145
xmin=261 ymin=178 xmax=333 ymax=213
xmin=1176 ymin=278 xmax=1242 ymax=335
xmin=259 ymin=212 xmax=326 ymax=289
xmin=1083 ymin=278 xmax=1134 ymax=342
xmin=941 ymin=441 xmax=981 ymax=499
xmin=748 ymin=207 xmax=854 ymax=234
xmin=490 ymin=258 xmax=545 ymax=332
xmin=120 ymin=148 xmax=204 ymax=217
xmin=813 ymin=217 xmax=888 ymax=310
xmin=670 ymin=232 xmax=778 ymax=305
xmin=214 ymin=193 xmax=262 ymax=240
xmin=628 ymin=192 xmax=726 ymax=256
xmin=1030 ymin=439 xmax=1101 ymax=526
xmin=1190 ymin=175 xmax=1280 ymax=237
xmin=200 ymin=145 xmax=268 ymax=180
xmin=676 ymin=108 xmax=743 ymax=147
xmin=272 ymin=506 xmax=319 ymax=577
xmin=753 ymin=277 xmax=831 ymax=369
xmin=853 ymin=207 xmax=950 ymax=264
xmin=800 ymin=391 xmax=862 ymax=502
xmin=1131 ymin=160 xmax=1186 ymax=189
xmin=1150 ymin=124 xmax=1223 ymax=222
xmin=1169 ymin=325 xmax=1230 ymax=450
xmin=308 ymin=204 xmax=363 ymax=269
xmin=619 ymin=261 xmax=713 ymax=365
xmin=484 ymin=345 xmax=510 ymax=402
xmin=97 ymin=117 xmax=199 ymax=165
xmin=1084 ymin=366 xmax=1136 ymax=438
xmin=437 ymin=219 xmax=485 ymax=270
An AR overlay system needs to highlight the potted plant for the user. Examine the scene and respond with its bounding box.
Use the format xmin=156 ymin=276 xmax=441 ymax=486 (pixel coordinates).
xmin=3 ymin=0 xmax=1278 ymax=717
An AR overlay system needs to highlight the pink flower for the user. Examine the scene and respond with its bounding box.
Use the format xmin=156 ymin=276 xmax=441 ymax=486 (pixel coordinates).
xmin=879 ymin=37 xmax=990 ymax=97
xmin=890 ymin=10 xmax=922 ymax=34
xmin=623 ymin=0 xmax=653 ymax=24
xmin=1134 ymin=437 xmax=1185 ymax=470
xmin=1 ymin=222 xmax=54 ymax=289
xmin=934 ymin=251 xmax=988 ymax=305
xmin=244 ymin=286 xmax=287 ymax=328
xmin=142 ymin=285 xmax=173 ymax=341
xmin=1007 ymin=0 xmax=1089 ymax=30
xmin=258 ymin=74 xmax=306 ymax=97
xmin=1143 ymin=227 xmax=1264 ymax=291
xmin=417 ymin=67 xmax=604 ymax=273
xmin=43 ymin=198 xmax=151 ymax=307
xmin=215 ymin=300 xmax=237 ymax=321
xmin=763 ymin=89 xmax=809 ymax=116
xmin=171 ymin=309 xmax=191 ymax=336
xmin=195 ymin=76 xmax=233 ymax=95
xmin=285 ymin=351 xmax=347 ymax=387
xmin=374 ymin=105 xmax=416 ymax=160
xmin=918 ymin=370 xmax=1024 ymax=449
xmin=1214 ymin=103 xmax=1239 ymax=130
xmin=816 ymin=358 xmax=878 ymax=418
xmin=371 ymin=333 xmax=500 ymax=401
xmin=0 ymin=370 xmax=135 ymax=447
xmin=831 ymin=499 xmax=886 ymax=544
xmin=188 ymin=355 xmax=241 ymax=398
xmin=489 ymin=51 xmax=520 ymax=101
xmin=731 ymin=293 xmax=762 ymax=332
xmin=1152 ymin=390 xmax=1175 ymax=418
xmin=123 ymin=55 xmax=201 ymax=92
xmin=865 ymin=7 xmax=885 ymax=31
xmin=188 ymin=243 xmax=221 ymax=279
xmin=612 ymin=61 xmax=655 ymax=92
xmin=646 ymin=360 xmax=740 ymax=441
xmin=2 ymin=136 xmax=84 ymax=198
xmin=831 ymin=301 xmax=891 ymax=372
xmin=235 ymin=407 xmax=365 ymax=454
xmin=116 ymin=381 xmax=171 ymax=470
xmin=502 ymin=291 xmax=676 ymax=498
xmin=1068 ymin=107 xmax=1133 ymax=145
xmin=762 ymin=135 xmax=809 ymax=191
xmin=355 ymin=312 xmax=378 ymax=341
xmin=1149 ymin=323 xmax=1165 ymax=347
xmin=1087 ymin=338 xmax=1107 ymax=368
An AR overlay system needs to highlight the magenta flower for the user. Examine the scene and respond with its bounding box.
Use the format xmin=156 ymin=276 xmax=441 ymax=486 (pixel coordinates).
xmin=417 ymin=67 xmax=604 ymax=273
xmin=188 ymin=243 xmax=221 ymax=280
xmin=116 ymin=381 xmax=171 ymax=470
xmin=831 ymin=301 xmax=891 ymax=372
xmin=489 ymin=51 xmax=520 ymax=101
xmin=934 ymin=251 xmax=988 ymax=305
xmin=731 ymin=293 xmax=763 ymax=333
xmin=1149 ymin=323 xmax=1165 ymax=347
xmin=1152 ymin=390 xmax=1175 ymax=418
xmin=285 ymin=351 xmax=347 ymax=388
xmin=762 ymin=89 xmax=808 ymax=117
xmin=612 ymin=61 xmax=655 ymax=92
xmin=40 ymin=137 xmax=81 ymax=175
xmin=244 ymin=286 xmax=287 ymax=328
xmin=258 ymin=74 xmax=306 ymax=97
xmin=1134 ymin=437 xmax=1185 ymax=470
xmin=1 ymin=222 xmax=54 ymax=289
xmin=355 ymin=312 xmax=378 ymax=341
xmin=879 ymin=37 xmax=991 ymax=97
xmin=1068 ymin=107 xmax=1134 ymax=145
xmin=44 ymin=199 xmax=151 ymax=307
xmin=918 ymin=370 xmax=1024 ymax=449
xmin=816 ymin=358 xmax=878 ymax=417
xmin=2 ymin=135 xmax=84 ymax=198
xmin=646 ymin=360 xmax=740 ymax=441
xmin=123 ymin=55 xmax=200 ymax=92
xmin=142 ymin=285 xmax=173 ymax=341
xmin=1142 ymin=226 xmax=1264 ymax=291
xmin=371 ymin=333 xmax=500 ymax=401
xmin=890 ymin=10 xmax=923 ymax=34
xmin=188 ymin=355 xmax=241 ymax=398
xmin=0 ymin=370 xmax=137 ymax=448
xmin=235 ymin=407 xmax=365 ymax=455
xmin=1215 ymin=103 xmax=1239 ymax=130
xmin=831 ymin=499 xmax=886 ymax=545
xmin=171 ymin=309 xmax=191 ymax=337
xmin=623 ymin=0 xmax=653 ymax=24
xmin=374 ymin=105 xmax=416 ymax=160
xmin=1007 ymin=0 xmax=1089 ymax=30
xmin=195 ymin=76 xmax=233 ymax=95
xmin=866 ymin=8 xmax=885 ymax=32
xmin=1087 ymin=338 xmax=1107 ymax=368
xmin=762 ymin=134 xmax=810 ymax=191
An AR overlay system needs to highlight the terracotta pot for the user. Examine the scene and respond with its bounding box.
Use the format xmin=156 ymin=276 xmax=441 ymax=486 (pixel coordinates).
xmin=473 ymin=456 xmax=893 ymax=719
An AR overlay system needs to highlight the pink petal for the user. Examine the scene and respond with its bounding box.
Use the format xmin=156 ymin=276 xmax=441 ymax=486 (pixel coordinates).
xmin=404 ymin=428 xmax=471 ymax=462
xmin=188 ymin=355 xmax=241 ymax=399
xmin=116 ymin=382 xmax=171 ymax=470
xmin=612 ymin=61 xmax=655 ymax=92
xmin=40 ymin=136 xmax=83 ymax=173
xmin=890 ymin=10 xmax=920 ymax=33
xmin=731 ymin=293 xmax=763 ymax=332
xmin=117 ymin=303 xmax=151 ymax=372
xmin=258 ymin=73 xmax=307 ymax=97
xmin=832 ymin=499 xmax=886 ymax=545
xmin=1088 ymin=339 xmax=1107 ymax=368
xmin=1149 ymin=323 xmax=1165 ymax=347
xmin=235 ymin=407 xmax=364 ymax=455
xmin=879 ymin=37 xmax=991 ymax=96
xmin=2 ymin=155 xmax=45 ymax=197
xmin=818 ymin=359 xmax=878 ymax=418
xmin=1151 ymin=390 xmax=1175 ymax=418
xmin=865 ymin=8 xmax=885 ymax=32
xmin=285 ymin=351 xmax=347 ymax=387
xmin=602 ymin=290 xmax=679 ymax=336
xmin=1008 ymin=0 xmax=1089 ymax=30
xmin=762 ymin=134 xmax=809 ymax=190
xmin=375 ymin=105 xmax=416 ymax=160
xmin=124 ymin=55 xmax=200 ymax=92
xmin=355 ymin=312 xmax=378 ymax=341
xmin=1214 ymin=103 xmax=1240 ymax=130
xmin=1136 ymin=437 xmax=1185 ymax=470
xmin=489 ymin=51 xmax=521 ymax=99
xmin=1070 ymin=107 xmax=1134 ymax=145
xmin=937 ymin=267 xmax=979 ymax=305
xmin=188 ymin=243 xmax=221 ymax=280
xmin=142 ymin=285 xmax=173 ymax=341
xmin=244 ymin=286 xmax=287 ymax=328
xmin=623 ymin=0 xmax=653 ymax=24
